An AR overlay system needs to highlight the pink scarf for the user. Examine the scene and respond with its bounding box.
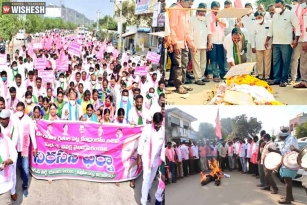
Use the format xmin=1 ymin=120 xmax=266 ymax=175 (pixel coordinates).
xmin=148 ymin=124 xmax=154 ymax=168
xmin=2 ymin=81 xmax=8 ymax=97
xmin=7 ymin=97 xmax=18 ymax=111
xmin=249 ymin=141 xmax=254 ymax=154
xmin=294 ymin=6 xmax=307 ymax=39
xmin=0 ymin=134 xmax=10 ymax=181
xmin=211 ymin=12 xmax=225 ymax=33
xmin=166 ymin=148 xmax=174 ymax=162
xmin=238 ymin=143 xmax=242 ymax=155
xmin=21 ymin=120 xmax=30 ymax=157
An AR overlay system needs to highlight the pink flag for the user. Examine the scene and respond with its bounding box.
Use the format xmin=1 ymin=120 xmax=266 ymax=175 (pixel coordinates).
xmin=215 ymin=109 xmax=222 ymax=139
xmin=234 ymin=0 xmax=243 ymax=8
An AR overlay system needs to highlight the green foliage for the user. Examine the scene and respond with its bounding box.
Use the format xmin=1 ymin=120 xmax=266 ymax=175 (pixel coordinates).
xmin=0 ymin=0 xmax=77 ymax=40
xmin=114 ymin=1 xmax=151 ymax=27
xmin=198 ymin=123 xmax=216 ymax=140
xmin=93 ymin=16 xmax=118 ymax=31
xmin=295 ymin=122 xmax=307 ymax=139
xmin=0 ymin=0 xmax=22 ymax=40
xmin=255 ymin=0 xmax=293 ymax=10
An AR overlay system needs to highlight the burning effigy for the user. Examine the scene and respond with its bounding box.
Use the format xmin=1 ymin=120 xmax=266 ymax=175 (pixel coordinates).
xmin=200 ymin=159 xmax=223 ymax=186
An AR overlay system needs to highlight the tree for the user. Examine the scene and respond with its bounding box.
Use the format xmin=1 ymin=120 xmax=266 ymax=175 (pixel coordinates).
xmin=94 ymin=16 xmax=117 ymax=30
xmin=232 ymin=114 xmax=262 ymax=139
xmin=0 ymin=0 xmax=22 ymax=40
xmin=25 ymin=14 xmax=43 ymax=33
xmin=114 ymin=1 xmax=151 ymax=28
xmin=255 ymin=0 xmax=292 ymax=10
xmin=295 ymin=123 xmax=307 ymax=139
xmin=221 ymin=117 xmax=233 ymax=136
xmin=198 ymin=123 xmax=216 ymax=140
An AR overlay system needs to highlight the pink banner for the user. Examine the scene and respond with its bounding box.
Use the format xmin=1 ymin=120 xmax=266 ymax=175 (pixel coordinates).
xmin=68 ymin=42 xmax=81 ymax=57
xmin=146 ymin=51 xmax=161 ymax=64
xmin=134 ymin=66 xmax=147 ymax=76
xmin=35 ymin=58 xmax=47 ymax=71
xmin=30 ymin=120 xmax=143 ymax=182
xmin=56 ymin=59 xmax=68 ymax=71
xmin=39 ymin=70 xmax=54 ymax=82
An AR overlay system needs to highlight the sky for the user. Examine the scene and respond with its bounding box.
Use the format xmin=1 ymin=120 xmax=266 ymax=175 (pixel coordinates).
xmin=167 ymin=106 xmax=307 ymax=135
xmin=166 ymin=0 xmax=257 ymax=9
xmin=16 ymin=0 xmax=115 ymax=20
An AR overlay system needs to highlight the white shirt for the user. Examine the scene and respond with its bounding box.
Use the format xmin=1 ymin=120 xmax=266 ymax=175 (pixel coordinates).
xmin=223 ymin=33 xmax=244 ymax=63
xmin=0 ymin=121 xmax=19 ymax=147
xmin=7 ymin=68 xmax=25 ymax=83
xmin=251 ymin=20 xmax=273 ymax=50
xmin=268 ymin=9 xmax=300 ymax=44
xmin=180 ymin=145 xmax=189 ymax=160
xmin=246 ymin=143 xmax=252 ymax=158
xmin=239 ymin=143 xmax=247 ymax=157
xmin=241 ymin=14 xmax=256 ymax=42
xmin=137 ymin=124 xmax=165 ymax=168
xmin=33 ymin=86 xmax=47 ymax=97
xmin=190 ymin=15 xmax=211 ymax=49
xmin=24 ymin=62 xmax=34 ymax=72
xmin=13 ymin=114 xmax=37 ymax=153
xmin=9 ymin=82 xmax=26 ymax=101
xmin=207 ymin=12 xmax=229 ymax=44
xmin=128 ymin=106 xmax=149 ymax=125
xmin=175 ymin=147 xmax=182 ymax=162
xmin=224 ymin=18 xmax=237 ymax=36
xmin=192 ymin=145 xmax=199 ymax=159
xmin=61 ymin=102 xmax=83 ymax=121
xmin=0 ymin=135 xmax=18 ymax=194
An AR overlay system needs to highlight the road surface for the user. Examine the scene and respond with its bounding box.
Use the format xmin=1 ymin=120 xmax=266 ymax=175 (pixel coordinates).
xmin=13 ymin=170 xmax=159 ymax=205
xmin=165 ymin=72 xmax=307 ymax=105
xmin=166 ymin=171 xmax=307 ymax=205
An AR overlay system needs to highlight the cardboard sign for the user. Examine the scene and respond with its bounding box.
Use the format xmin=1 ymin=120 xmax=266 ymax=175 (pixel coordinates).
xmin=146 ymin=52 xmax=160 ymax=64
xmin=224 ymin=62 xmax=256 ymax=78
xmin=68 ymin=42 xmax=81 ymax=57
xmin=35 ymin=58 xmax=47 ymax=71
xmin=224 ymin=90 xmax=255 ymax=105
xmin=216 ymin=8 xmax=251 ymax=19
xmin=39 ymin=70 xmax=54 ymax=82
xmin=134 ymin=66 xmax=147 ymax=76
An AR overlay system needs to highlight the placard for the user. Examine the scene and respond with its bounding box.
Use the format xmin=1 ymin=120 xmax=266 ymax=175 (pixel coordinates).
xmin=216 ymin=8 xmax=251 ymax=19
xmin=35 ymin=58 xmax=47 ymax=71
xmin=224 ymin=90 xmax=255 ymax=105
xmin=33 ymin=43 xmax=43 ymax=49
xmin=224 ymin=62 xmax=256 ymax=78
xmin=68 ymin=42 xmax=81 ymax=57
xmin=39 ymin=70 xmax=54 ymax=82
xmin=0 ymin=54 xmax=6 ymax=65
xmin=146 ymin=52 xmax=160 ymax=64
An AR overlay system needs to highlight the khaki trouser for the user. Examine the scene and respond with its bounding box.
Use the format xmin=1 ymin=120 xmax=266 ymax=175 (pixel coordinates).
xmin=256 ymin=49 xmax=272 ymax=79
xmin=290 ymin=42 xmax=301 ymax=81
xmin=0 ymin=191 xmax=12 ymax=205
xmin=191 ymin=49 xmax=207 ymax=81
xmin=299 ymin=42 xmax=307 ymax=82
xmin=172 ymin=48 xmax=189 ymax=89
xmin=200 ymin=156 xmax=208 ymax=171
xmin=264 ymin=167 xmax=278 ymax=191
xmin=176 ymin=161 xmax=183 ymax=178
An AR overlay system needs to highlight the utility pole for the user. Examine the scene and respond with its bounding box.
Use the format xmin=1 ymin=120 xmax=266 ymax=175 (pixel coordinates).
xmin=96 ymin=10 xmax=100 ymax=32
xmin=119 ymin=1 xmax=123 ymax=52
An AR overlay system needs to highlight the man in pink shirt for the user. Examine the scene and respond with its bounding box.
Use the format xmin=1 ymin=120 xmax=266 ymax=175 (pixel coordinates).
xmin=166 ymin=142 xmax=176 ymax=183
xmin=169 ymin=0 xmax=197 ymax=94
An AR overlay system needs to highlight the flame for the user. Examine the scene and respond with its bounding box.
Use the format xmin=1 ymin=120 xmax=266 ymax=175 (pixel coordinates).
xmin=200 ymin=159 xmax=223 ymax=182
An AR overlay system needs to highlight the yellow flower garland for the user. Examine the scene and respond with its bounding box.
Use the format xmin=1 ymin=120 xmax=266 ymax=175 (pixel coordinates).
xmin=226 ymin=75 xmax=273 ymax=93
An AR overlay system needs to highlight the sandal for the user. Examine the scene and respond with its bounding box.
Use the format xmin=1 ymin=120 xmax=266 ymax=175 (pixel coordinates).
xmin=278 ymin=199 xmax=292 ymax=204
xmin=183 ymin=86 xmax=193 ymax=91
xmin=280 ymin=196 xmax=294 ymax=202
xmin=129 ymin=181 xmax=135 ymax=189
xmin=213 ymin=78 xmax=220 ymax=83
xmin=293 ymin=82 xmax=307 ymax=88
xmin=195 ymin=80 xmax=206 ymax=85
xmin=176 ymin=88 xmax=188 ymax=94
xmin=202 ymin=78 xmax=210 ymax=82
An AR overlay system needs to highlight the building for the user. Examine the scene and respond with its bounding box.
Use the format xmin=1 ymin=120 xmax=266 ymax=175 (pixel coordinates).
xmin=44 ymin=4 xmax=93 ymax=26
xmin=289 ymin=112 xmax=307 ymax=135
xmin=165 ymin=107 xmax=198 ymax=142
xmin=122 ymin=25 xmax=150 ymax=52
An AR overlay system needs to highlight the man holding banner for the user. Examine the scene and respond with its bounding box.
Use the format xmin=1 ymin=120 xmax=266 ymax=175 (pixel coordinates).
xmin=138 ymin=112 xmax=165 ymax=205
